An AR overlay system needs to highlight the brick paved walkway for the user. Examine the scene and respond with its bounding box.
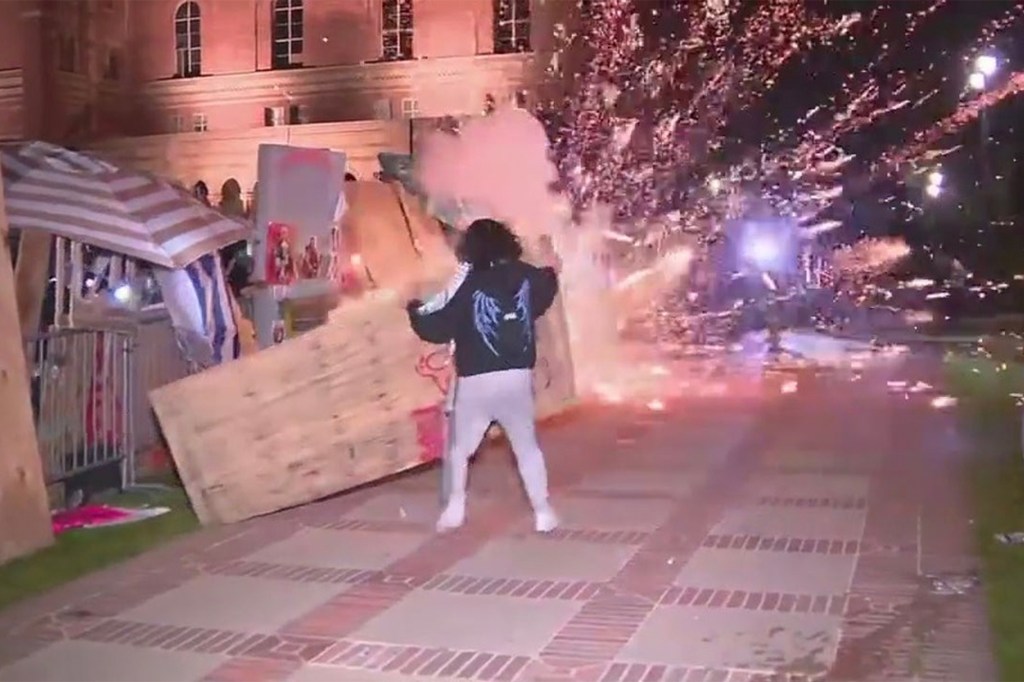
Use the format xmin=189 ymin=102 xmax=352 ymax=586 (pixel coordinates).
xmin=0 ymin=360 xmax=996 ymax=681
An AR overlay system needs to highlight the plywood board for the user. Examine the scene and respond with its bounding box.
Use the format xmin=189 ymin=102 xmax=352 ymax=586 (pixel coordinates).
xmin=150 ymin=291 xmax=449 ymax=525
xmin=531 ymin=283 xmax=576 ymax=421
xmin=153 ymin=187 xmax=577 ymax=526
xmin=14 ymin=231 xmax=52 ymax=336
xmin=519 ymin=239 xmax=577 ymax=421
xmin=341 ymin=181 xmax=455 ymax=293
xmin=0 ymin=164 xmax=55 ymax=563
xmin=152 ymin=288 xmax=577 ymax=526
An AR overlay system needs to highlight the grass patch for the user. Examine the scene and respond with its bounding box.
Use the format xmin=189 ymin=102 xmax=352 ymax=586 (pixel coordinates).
xmin=944 ymin=352 xmax=1024 ymax=681
xmin=0 ymin=485 xmax=198 ymax=612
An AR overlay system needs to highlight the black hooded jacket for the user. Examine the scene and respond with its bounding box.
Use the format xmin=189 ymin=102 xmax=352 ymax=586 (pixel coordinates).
xmin=408 ymin=260 xmax=558 ymax=378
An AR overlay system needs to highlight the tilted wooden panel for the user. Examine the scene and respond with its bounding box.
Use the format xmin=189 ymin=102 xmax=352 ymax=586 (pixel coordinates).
xmin=531 ymin=288 xmax=576 ymax=421
xmin=341 ymin=180 xmax=457 ymax=294
xmin=150 ymin=292 xmax=448 ymax=525
xmin=0 ymin=153 xmax=55 ymax=563
xmin=151 ymin=285 xmax=576 ymax=526
xmin=151 ymin=187 xmax=577 ymax=525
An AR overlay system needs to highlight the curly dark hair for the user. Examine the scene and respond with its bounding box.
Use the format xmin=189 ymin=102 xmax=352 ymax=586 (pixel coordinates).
xmin=457 ymin=218 xmax=523 ymax=269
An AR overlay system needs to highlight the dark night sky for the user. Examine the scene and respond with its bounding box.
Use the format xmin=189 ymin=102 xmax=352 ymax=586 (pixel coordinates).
xmin=634 ymin=1 xmax=1024 ymax=276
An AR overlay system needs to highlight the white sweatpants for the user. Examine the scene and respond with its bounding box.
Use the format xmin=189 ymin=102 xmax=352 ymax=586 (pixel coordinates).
xmin=445 ymin=368 xmax=550 ymax=510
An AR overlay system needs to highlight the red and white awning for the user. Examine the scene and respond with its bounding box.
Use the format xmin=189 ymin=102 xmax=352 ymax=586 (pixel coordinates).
xmin=0 ymin=141 xmax=250 ymax=268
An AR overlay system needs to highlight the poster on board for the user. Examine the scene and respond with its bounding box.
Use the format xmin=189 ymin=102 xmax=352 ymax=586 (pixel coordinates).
xmin=252 ymin=144 xmax=348 ymax=348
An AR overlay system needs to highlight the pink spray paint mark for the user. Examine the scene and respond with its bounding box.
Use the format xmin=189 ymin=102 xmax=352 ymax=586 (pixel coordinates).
xmin=411 ymin=403 xmax=446 ymax=463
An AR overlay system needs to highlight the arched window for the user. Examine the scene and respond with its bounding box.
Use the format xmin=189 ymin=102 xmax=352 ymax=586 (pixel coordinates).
xmin=382 ymin=0 xmax=413 ymax=61
xmin=494 ymin=0 xmax=530 ymax=54
xmin=174 ymin=2 xmax=201 ymax=78
xmin=272 ymin=0 xmax=304 ymax=69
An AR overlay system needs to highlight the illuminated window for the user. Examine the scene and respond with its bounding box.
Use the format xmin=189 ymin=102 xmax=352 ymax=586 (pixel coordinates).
xmin=382 ymin=0 xmax=413 ymax=61
xmin=494 ymin=0 xmax=530 ymax=54
xmin=174 ymin=2 xmax=201 ymax=78
xmin=400 ymin=98 xmax=419 ymax=119
xmin=272 ymin=0 xmax=303 ymax=69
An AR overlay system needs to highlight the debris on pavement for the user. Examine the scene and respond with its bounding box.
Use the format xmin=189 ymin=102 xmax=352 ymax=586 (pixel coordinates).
xmin=926 ymin=573 xmax=980 ymax=596
xmin=994 ymin=531 xmax=1024 ymax=545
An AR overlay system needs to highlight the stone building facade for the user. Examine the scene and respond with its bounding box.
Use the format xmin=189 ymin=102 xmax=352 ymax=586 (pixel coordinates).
xmin=0 ymin=0 xmax=572 ymax=145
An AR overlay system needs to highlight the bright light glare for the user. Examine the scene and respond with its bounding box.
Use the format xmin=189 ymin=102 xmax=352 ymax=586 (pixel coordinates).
xmin=925 ymin=183 xmax=942 ymax=198
xmin=745 ymin=235 xmax=781 ymax=267
xmin=707 ymin=176 xmax=723 ymax=195
xmin=975 ymin=54 xmax=998 ymax=77
xmin=968 ymin=71 xmax=986 ymax=90
xmin=927 ymin=170 xmax=943 ymax=187
xmin=113 ymin=284 xmax=133 ymax=304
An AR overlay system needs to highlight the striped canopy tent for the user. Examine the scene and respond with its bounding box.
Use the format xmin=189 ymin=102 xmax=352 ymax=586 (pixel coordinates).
xmin=0 ymin=141 xmax=250 ymax=268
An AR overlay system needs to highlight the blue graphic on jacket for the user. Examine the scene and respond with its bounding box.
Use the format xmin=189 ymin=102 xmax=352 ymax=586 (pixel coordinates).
xmin=472 ymin=280 xmax=532 ymax=357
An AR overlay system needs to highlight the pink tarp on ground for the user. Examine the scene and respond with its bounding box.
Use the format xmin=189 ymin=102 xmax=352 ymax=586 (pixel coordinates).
xmin=51 ymin=505 xmax=170 ymax=534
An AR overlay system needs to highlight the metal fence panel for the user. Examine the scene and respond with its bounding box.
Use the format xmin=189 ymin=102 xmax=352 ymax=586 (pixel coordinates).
xmin=24 ymin=328 xmax=135 ymax=486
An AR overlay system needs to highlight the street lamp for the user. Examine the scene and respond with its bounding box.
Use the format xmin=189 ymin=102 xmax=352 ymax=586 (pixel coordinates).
xmin=969 ymin=53 xmax=997 ymax=91
xmin=744 ymin=234 xmax=782 ymax=269
xmin=924 ymin=168 xmax=943 ymax=199
xmin=968 ymin=52 xmax=998 ymax=225
xmin=976 ymin=53 xmax=998 ymax=77
xmin=970 ymin=53 xmax=995 ymax=89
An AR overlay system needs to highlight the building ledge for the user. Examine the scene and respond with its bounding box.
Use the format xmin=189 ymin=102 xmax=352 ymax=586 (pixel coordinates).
xmin=89 ymin=118 xmax=408 ymax=148
xmin=0 ymin=68 xmax=24 ymax=102
xmin=141 ymin=52 xmax=543 ymax=106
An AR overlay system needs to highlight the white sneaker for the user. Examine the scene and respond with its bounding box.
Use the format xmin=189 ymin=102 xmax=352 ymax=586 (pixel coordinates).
xmin=436 ymin=499 xmax=466 ymax=532
xmin=534 ymin=506 xmax=559 ymax=533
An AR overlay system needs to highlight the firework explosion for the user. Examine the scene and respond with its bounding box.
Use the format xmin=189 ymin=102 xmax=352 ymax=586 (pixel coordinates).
xmin=413 ymin=1 xmax=1024 ymax=401
xmin=547 ymin=0 xmax=1024 ymax=254
xmin=831 ymin=237 xmax=913 ymax=282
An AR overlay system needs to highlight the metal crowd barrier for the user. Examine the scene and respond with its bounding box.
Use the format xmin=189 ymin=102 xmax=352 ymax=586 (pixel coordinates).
xmin=24 ymin=327 xmax=136 ymax=489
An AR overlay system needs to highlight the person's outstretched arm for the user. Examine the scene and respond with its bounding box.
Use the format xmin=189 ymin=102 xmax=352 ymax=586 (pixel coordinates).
xmin=529 ymin=265 xmax=559 ymax=319
xmin=407 ymin=297 xmax=457 ymax=344
xmin=417 ymin=262 xmax=471 ymax=315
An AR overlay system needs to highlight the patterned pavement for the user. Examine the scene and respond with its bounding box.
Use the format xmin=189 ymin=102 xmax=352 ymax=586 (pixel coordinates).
xmin=0 ymin=361 xmax=996 ymax=681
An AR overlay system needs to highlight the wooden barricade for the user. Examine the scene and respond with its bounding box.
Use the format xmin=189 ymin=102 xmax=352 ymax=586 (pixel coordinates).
xmin=0 ymin=166 xmax=55 ymax=562
xmin=150 ymin=293 xmax=448 ymax=524
xmin=152 ymin=182 xmax=577 ymax=525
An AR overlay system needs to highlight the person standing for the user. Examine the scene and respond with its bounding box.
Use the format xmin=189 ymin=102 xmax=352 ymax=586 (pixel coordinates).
xmin=406 ymin=219 xmax=559 ymax=533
